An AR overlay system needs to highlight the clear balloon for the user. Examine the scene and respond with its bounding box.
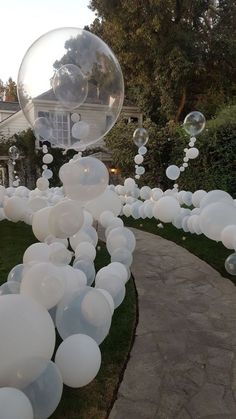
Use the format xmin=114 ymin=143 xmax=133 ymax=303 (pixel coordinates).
xmin=183 ymin=111 xmax=206 ymax=136
xmin=133 ymin=128 xmax=149 ymax=147
xmin=225 ymin=253 xmax=236 ymax=275
xmin=18 ymin=27 xmax=124 ymax=149
xmin=52 ymin=63 xmax=88 ymax=109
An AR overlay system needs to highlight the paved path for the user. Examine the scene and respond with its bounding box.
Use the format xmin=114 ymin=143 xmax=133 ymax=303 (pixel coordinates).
xmin=109 ymin=228 xmax=236 ymax=419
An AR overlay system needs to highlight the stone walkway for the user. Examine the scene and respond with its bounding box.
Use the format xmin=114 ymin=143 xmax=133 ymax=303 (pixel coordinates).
xmin=109 ymin=228 xmax=236 ymax=419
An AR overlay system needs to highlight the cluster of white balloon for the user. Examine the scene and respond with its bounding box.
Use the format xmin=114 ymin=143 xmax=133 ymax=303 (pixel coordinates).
xmin=8 ymin=145 xmax=20 ymax=187
xmin=165 ymin=111 xmax=206 ymax=189
xmin=0 ymin=161 xmax=136 ymax=418
xmin=0 ymin=28 xmax=135 ymax=419
xmin=133 ymin=128 xmax=149 ymax=179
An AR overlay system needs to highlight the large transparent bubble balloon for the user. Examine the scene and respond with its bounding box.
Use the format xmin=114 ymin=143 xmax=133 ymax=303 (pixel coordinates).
xmin=183 ymin=111 xmax=206 ymax=136
xmin=17 ymin=27 xmax=124 ymax=149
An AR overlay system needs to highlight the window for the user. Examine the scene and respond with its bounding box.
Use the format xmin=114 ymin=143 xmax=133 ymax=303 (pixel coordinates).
xmin=38 ymin=111 xmax=70 ymax=146
xmin=124 ymin=116 xmax=139 ymax=124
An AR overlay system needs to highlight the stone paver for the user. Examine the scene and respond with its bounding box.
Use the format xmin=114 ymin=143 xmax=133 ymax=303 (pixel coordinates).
xmin=108 ymin=228 xmax=236 ymax=419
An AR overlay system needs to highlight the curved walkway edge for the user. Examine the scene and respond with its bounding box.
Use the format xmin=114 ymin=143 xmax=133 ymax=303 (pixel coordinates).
xmin=109 ymin=228 xmax=236 ymax=419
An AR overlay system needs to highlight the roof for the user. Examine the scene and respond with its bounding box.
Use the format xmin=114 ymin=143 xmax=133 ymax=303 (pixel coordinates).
xmin=0 ymin=101 xmax=20 ymax=112
xmin=35 ymin=89 xmax=138 ymax=108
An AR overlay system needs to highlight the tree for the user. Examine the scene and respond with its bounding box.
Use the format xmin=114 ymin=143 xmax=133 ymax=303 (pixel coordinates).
xmin=89 ymin=0 xmax=236 ymax=123
xmin=4 ymin=78 xmax=18 ymax=102
xmin=0 ymin=79 xmax=4 ymax=101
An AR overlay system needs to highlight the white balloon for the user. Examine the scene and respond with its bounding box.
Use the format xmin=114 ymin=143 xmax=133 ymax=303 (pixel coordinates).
xmin=42 ymin=153 xmax=53 ymax=164
xmin=36 ymin=177 xmax=49 ymax=191
xmin=59 ymin=157 xmax=109 ymax=201
xmin=23 ymin=243 xmax=50 ymax=264
xmin=21 ymin=262 xmax=65 ymax=309
xmin=153 ymin=196 xmax=180 ymax=223
xmin=4 ymin=196 xmax=27 ymax=222
xmin=75 ymin=241 xmax=96 ymax=261
xmin=192 ymin=190 xmax=207 ymax=207
xmin=200 ymin=190 xmax=234 ymax=208
xmin=0 ymin=388 xmax=33 ymax=419
xmin=85 ymin=189 xmax=122 ymax=220
xmin=166 ymin=165 xmax=180 ymax=180
xmin=221 ymin=225 xmax=236 ymax=249
xmin=0 ymin=295 xmax=55 ymax=387
xmin=186 ymin=147 xmax=199 ymax=159
xmin=55 ymin=334 xmax=101 ymax=388
xmin=49 ymin=199 xmax=84 ymax=239
xmin=134 ymin=154 xmax=144 ymax=164
xmin=32 ymin=207 xmax=51 ymax=242
xmin=200 ymin=202 xmax=236 ymax=241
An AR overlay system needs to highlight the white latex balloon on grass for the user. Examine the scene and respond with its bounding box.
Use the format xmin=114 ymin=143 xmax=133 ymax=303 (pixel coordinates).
xmin=107 ymin=227 xmax=136 ymax=254
xmin=56 ymin=286 xmax=112 ymax=344
xmin=23 ymin=242 xmax=50 ymax=264
xmin=0 ymin=295 xmax=55 ymax=387
xmin=85 ymin=189 xmax=122 ymax=220
xmin=22 ymin=359 xmax=63 ymax=419
xmin=0 ymin=388 xmax=33 ymax=419
xmin=95 ymin=272 xmax=126 ymax=308
xmin=199 ymin=202 xmax=236 ymax=241
xmin=55 ymin=334 xmax=101 ymax=388
xmin=32 ymin=206 xmax=51 ymax=242
xmin=59 ymin=157 xmax=109 ymax=201
xmin=75 ymin=242 xmax=96 ymax=261
xmin=48 ymin=199 xmax=84 ymax=238
xmin=20 ymin=262 xmax=65 ymax=309
xmin=153 ymin=196 xmax=181 ymax=223
xmin=4 ymin=196 xmax=27 ymax=222
xmin=200 ymin=190 xmax=233 ymax=208
xmin=221 ymin=225 xmax=236 ymax=249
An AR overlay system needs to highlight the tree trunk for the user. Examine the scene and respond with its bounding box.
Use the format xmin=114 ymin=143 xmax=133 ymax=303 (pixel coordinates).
xmin=175 ymin=87 xmax=186 ymax=122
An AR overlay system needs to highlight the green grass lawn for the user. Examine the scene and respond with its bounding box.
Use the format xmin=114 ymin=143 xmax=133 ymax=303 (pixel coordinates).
xmin=0 ymin=220 xmax=137 ymax=419
xmin=123 ymin=216 xmax=235 ymax=284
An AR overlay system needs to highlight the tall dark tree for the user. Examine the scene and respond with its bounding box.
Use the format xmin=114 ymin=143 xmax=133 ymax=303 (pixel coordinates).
xmin=89 ymin=0 xmax=236 ymax=123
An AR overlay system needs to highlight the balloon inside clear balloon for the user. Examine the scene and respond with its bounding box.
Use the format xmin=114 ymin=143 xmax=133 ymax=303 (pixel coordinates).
xmin=17 ymin=27 xmax=124 ymax=149
xmin=183 ymin=111 xmax=206 ymax=136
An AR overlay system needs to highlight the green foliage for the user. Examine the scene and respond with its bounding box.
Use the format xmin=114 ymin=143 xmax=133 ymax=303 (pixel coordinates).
xmin=104 ymin=105 xmax=236 ymax=195
xmin=89 ymin=0 xmax=236 ymax=123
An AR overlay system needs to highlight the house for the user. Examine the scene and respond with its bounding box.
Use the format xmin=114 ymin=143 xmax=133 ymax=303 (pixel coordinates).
xmin=0 ymin=93 xmax=142 ymax=186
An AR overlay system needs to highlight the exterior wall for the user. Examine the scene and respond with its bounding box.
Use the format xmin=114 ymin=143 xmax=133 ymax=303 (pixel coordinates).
xmin=0 ymin=110 xmax=30 ymax=138
xmin=0 ymin=101 xmax=142 ymax=150
xmin=0 ymin=111 xmax=14 ymax=122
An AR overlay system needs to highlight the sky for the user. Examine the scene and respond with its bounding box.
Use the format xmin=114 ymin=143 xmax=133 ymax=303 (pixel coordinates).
xmin=0 ymin=0 xmax=96 ymax=83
